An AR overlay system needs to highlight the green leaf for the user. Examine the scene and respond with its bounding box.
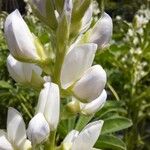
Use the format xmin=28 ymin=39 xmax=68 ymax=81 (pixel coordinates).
xmin=95 ymin=101 xmax=126 ymax=119
xmin=0 ymin=81 xmax=12 ymax=89
xmin=75 ymin=115 xmax=94 ymax=131
xmin=95 ymin=135 xmax=126 ymax=150
xmin=101 ymin=117 xmax=132 ymax=134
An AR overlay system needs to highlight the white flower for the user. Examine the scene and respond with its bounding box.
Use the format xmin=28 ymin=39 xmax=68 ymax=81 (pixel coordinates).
xmin=73 ymin=65 xmax=107 ymax=103
xmin=36 ymin=82 xmax=60 ymax=130
xmin=90 ymin=12 xmax=113 ymax=49
xmin=60 ymin=43 xmax=97 ymax=89
xmin=7 ymin=55 xmax=43 ymax=87
xmin=81 ymin=4 xmax=93 ymax=33
xmin=4 ymin=10 xmax=45 ymax=62
xmin=27 ymin=113 xmax=50 ymax=146
xmin=63 ymin=120 xmax=104 ymax=150
xmin=64 ymin=0 xmax=73 ymax=22
xmin=68 ymin=90 xmax=107 ymax=115
xmin=0 ymin=108 xmax=31 ymax=150
xmin=80 ymin=89 xmax=107 ymax=115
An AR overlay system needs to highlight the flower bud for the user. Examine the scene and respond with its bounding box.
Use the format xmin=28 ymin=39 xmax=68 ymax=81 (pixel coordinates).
xmin=81 ymin=4 xmax=93 ymax=33
xmin=7 ymin=55 xmax=44 ymax=88
xmin=27 ymin=113 xmax=50 ymax=146
xmin=63 ymin=120 xmax=104 ymax=150
xmin=36 ymin=82 xmax=60 ymax=130
xmin=56 ymin=0 xmax=73 ymax=55
xmin=64 ymin=0 xmax=73 ymax=22
xmin=61 ymin=43 xmax=97 ymax=89
xmin=72 ymin=120 xmax=104 ymax=150
xmin=73 ymin=65 xmax=107 ymax=103
xmin=66 ymin=99 xmax=80 ymax=114
xmin=4 ymin=10 xmax=47 ymax=63
xmin=80 ymin=89 xmax=107 ymax=115
xmin=70 ymin=0 xmax=91 ymax=39
xmin=89 ymin=12 xmax=113 ymax=49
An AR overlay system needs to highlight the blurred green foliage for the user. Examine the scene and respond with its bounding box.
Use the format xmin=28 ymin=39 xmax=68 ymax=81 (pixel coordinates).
xmin=94 ymin=5 xmax=150 ymax=150
xmin=97 ymin=0 xmax=148 ymax=21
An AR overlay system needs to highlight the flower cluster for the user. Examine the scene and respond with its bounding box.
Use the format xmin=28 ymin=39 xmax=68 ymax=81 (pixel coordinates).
xmin=1 ymin=0 xmax=112 ymax=149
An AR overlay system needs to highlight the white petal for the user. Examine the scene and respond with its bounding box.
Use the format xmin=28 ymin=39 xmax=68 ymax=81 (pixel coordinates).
xmin=72 ymin=120 xmax=104 ymax=150
xmin=63 ymin=130 xmax=79 ymax=144
xmin=44 ymin=83 xmax=60 ymax=130
xmin=81 ymin=4 xmax=93 ymax=33
xmin=80 ymin=89 xmax=107 ymax=115
xmin=36 ymin=82 xmax=52 ymax=114
xmin=90 ymin=12 xmax=113 ymax=49
xmin=7 ymin=107 xmax=26 ymax=148
xmin=73 ymin=65 xmax=107 ymax=103
xmin=27 ymin=113 xmax=50 ymax=145
xmin=7 ymin=55 xmax=42 ymax=84
xmin=61 ymin=43 xmax=97 ymax=89
xmin=7 ymin=55 xmax=25 ymax=83
xmin=32 ymin=0 xmax=46 ymax=17
xmin=64 ymin=0 xmax=73 ymax=21
xmin=4 ymin=10 xmax=39 ymax=60
xmin=0 ymin=134 xmax=13 ymax=150
xmin=63 ymin=130 xmax=79 ymax=150
xmin=19 ymin=140 xmax=32 ymax=150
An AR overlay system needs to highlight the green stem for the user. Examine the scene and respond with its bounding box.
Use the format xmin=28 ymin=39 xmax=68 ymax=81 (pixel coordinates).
xmin=53 ymin=50 xmax=66 ymax=85
xmin=45 ymin=131 xmax=56 ymax=150
xmin=100 ymin=0 xmax=105 ymax=15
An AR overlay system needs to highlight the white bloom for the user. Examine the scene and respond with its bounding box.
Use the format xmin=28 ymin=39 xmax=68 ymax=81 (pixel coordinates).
xmin=81 ymin=4 xmax=93 ymax=33
xmin=4 ymin=10 xmax=45 ymax=62
xmin=68 ymin=90 xmax=107 ymax=114
xmin=73 ymin=65 xmax=107 ymax=103
xmin=7 ymin=55 xmax=43 ymax=87
xmin=64 ymin=0 xmax=73 ymax=21
xmin=63 ymin=120 xmax=104 ymax=150
xmin=0 ymin=108 xmax=31 ymax=150
xmin=36 ymin=82 xmax=60 ymax=130
xmin=61 ymin=43 xmax=97 ymax=89
xmin=27 ymin=113 xmax=50 ymax=146
xmin=90 ymin=12 xmax=113 ymax=49
xmin=80 ymin=89 xmax=107 ymax=115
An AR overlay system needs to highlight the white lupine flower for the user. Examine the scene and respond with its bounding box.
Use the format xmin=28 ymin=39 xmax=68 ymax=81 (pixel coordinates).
xmin=27 ymin=113 xmax=50 ymax=146
xmin=81 ymin=4 xmax=93 ymax=33
xmin=64 ymin=0 xmax=73 ymax=22
xmin=63 ymin=120 xmax=104 ymax=150
xmin=68 ymin=90 xmax=107 ymax=114
xmin=36 ymin=82 xmax=60 ymax=130
xmin=32 ymin=0 xmax=46 ymax=17
xmin=0 ymin=108 xmax=31 ymax=150
xmin=0 ymin=131 xmax=13 ymax=150
xmin=7 ymin=55 xmax=43 ymax=86
xmin=4 ymin=10 xmax=45 ymax=62
xmin=90 ymin=12 xmax=113 ymax=49
xmin=73 ymin=65 xmax=107 ymax=103
xmin=60 ymin=43 xmax=97 ymax=89
xmin=63 ymin=130 xmax=79 ymax=150
xmin=80 ymin=89 xmax=107 ymax=115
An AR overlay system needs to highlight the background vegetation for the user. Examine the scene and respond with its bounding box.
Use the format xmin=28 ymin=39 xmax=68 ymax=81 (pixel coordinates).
xmin=0 ymin=0 xmax=150 ymax=150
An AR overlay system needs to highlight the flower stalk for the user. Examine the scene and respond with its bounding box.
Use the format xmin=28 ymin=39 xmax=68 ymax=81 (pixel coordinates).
xmin=2 ymin=0 xmax=114 ymax=149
